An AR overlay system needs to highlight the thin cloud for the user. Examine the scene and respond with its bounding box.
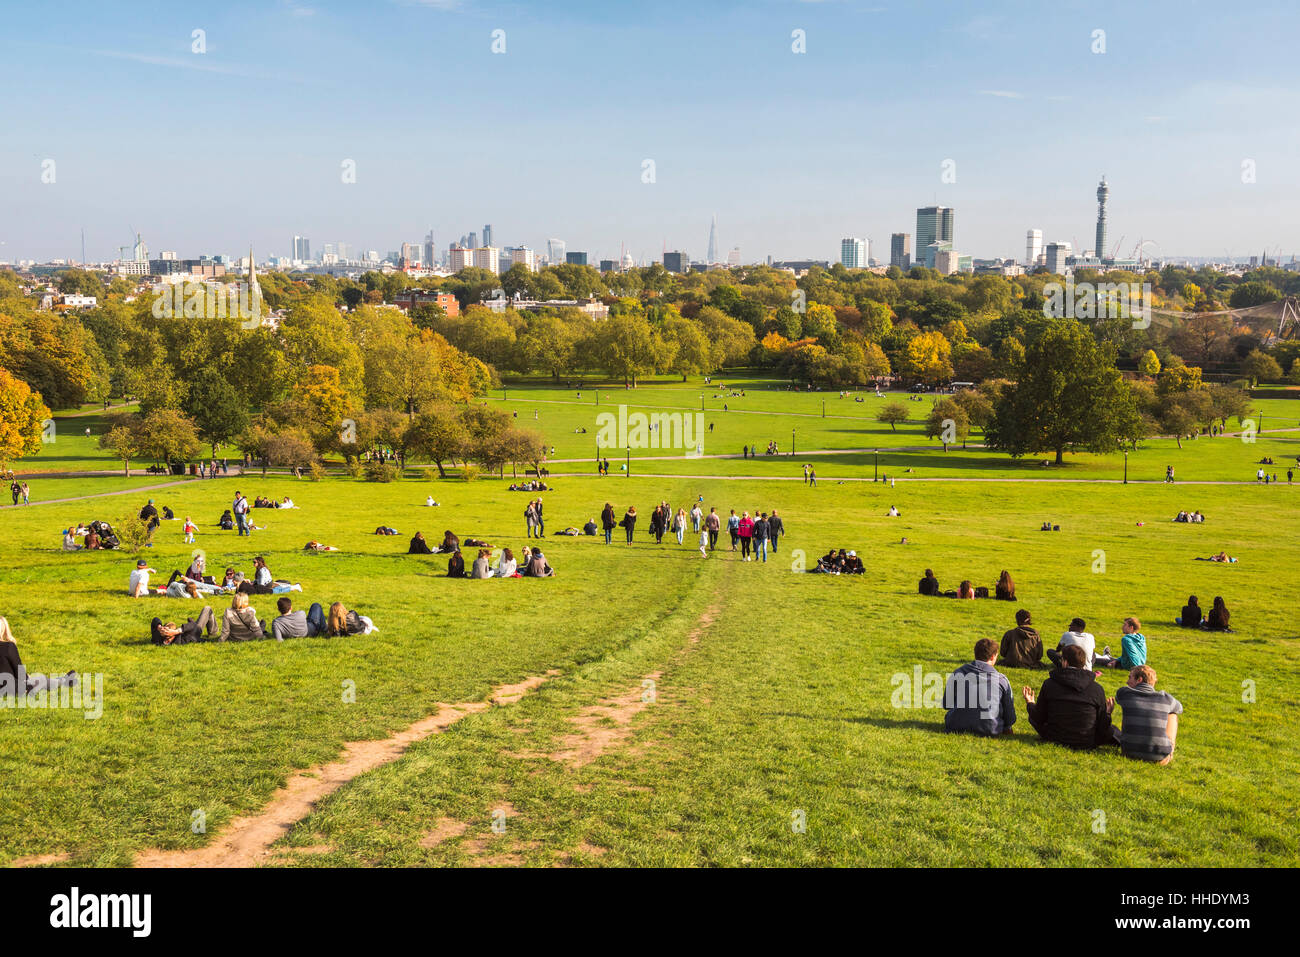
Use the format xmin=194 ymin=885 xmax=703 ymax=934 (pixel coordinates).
xmin=978 ymin=89 xmax=1023 ymax=99
xmin=88 ymin=49 xmax=296 ymax=82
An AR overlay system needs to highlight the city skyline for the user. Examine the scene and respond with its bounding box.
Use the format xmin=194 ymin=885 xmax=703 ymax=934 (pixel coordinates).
xmin=4 ymin=0 xmax=1300 ymax=264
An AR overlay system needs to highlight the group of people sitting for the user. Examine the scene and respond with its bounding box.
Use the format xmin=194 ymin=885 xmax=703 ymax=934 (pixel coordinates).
xmin=918 ymin=569 xmax=1016 ymax=601
xmin=407 ymin=530 xmax=468 ymax=555
xmin=62 ymin=520 xmax=120 ymax=551
xmin=445 ymin=545 xmax=555 ymax=579
xmin=1177 ymin=595 xmax=1232 ymax=630
xmin=1038 ymin=521 xmax=1061 ymax=531
xmin=508 ymin=481 xmax=551 ymax=492
xmin=813 ymin=549 xmax=865 ymax=574
xmin=1173 ymin=510 xmax=1205 ymax=523
xmin=252 ymin=495 xmax=295 ymax=509
xmin=945 ymin=613 xmax=1182 ymax=764
xmin=128 ymin=555 xmax=303 ymax=598
xmin=150 ymin=595 xmax=375 ymax=645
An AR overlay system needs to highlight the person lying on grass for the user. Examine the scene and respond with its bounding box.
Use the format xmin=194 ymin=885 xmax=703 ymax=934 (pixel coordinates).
xmin=0 ymin=616 xmax=78 ymax=694
xmin=304 ymin=541 xmax=338 ymax=551
xmin=1109 ymin=664 xmax=1183 ymax=765
xmin=151 ymin=607 xmax=216 ymax=645
xmin=943 ymin=638 xmax=1016 ymax=737
xmin=325 ymin=601 xmax=376 ymax=636
xmin=1201 ymin=551 xmax=1237 ymax=563
xmin=1095 ymin=617 xmax=1147 ymax=669
xmin=271 ymin=596 xmax=325 ymax=641
xmin=999 ymin=609 xmax=1043 ymax=668
xmin=1022 ymin=643 xmax=1111 ymax=751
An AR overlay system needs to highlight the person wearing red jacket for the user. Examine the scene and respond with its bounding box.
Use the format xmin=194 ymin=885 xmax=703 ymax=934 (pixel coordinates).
xmin=737 ymin=511 xmax=755 ymax=560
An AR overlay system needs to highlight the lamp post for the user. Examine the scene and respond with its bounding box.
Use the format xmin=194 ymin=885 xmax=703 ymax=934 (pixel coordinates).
xmin=700 ymin=395 xmax=704 ymax=412
xmin=626 ymin=446 xmax=630 ymax=478
xmin=874 ymin=449 xmax=879 ymax=482
xmin=1123 ymin=449 xmax=1128 ymax=485
xmin=822 ymin=398 xmax=825 ymax=418
xmin=792 ymin=429 xmax=796 ymax=457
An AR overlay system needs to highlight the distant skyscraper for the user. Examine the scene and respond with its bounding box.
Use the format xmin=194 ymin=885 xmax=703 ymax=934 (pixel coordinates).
xmin=1045 ymin=242 xmax=1072 ymax=274
xmin=546 ymin=238 xmax=566 ymax=265
xmin=482 ymin=224 xmax=493 ymax=248
xmin=890 ymin=233 xmax=911 ymax=269
xmin=423 ymin=230 xmax=435 ymax=270
xmin=510 ymin=246 xmax=537 ymax=271
xmin=468 ymin=231 xmax=478 ymax=249
xmin=472 ymin=246 xmax=500 ymax=275
xmin=840 ymin=238 xmax=868 ymax=269
xmin=915 ymin=207 xmax=954 ymax=266
xmin=448 ymin=246 xmax=473 ymax=272
xmin=566 ymin=251 xmax=588 ymax=266
xmin=663 ymin=250 xmax=689 ymax=274
xmin=727 ymin=247 xmax=741 ymax=267
xmin=1095 ymin=178 xmax=1109 ymax=260
xmin=707 ymin=215 xmax=718 ymax=264
xmin=1026 ymin=229 xmax=1043 ymax=268
xmin=401 ymin=242 xmax=422 ymax=266
xmin=293 ymin=235 xmax=311 ymax=261
xmin=337 ymin=243 xmax=351 ymax=261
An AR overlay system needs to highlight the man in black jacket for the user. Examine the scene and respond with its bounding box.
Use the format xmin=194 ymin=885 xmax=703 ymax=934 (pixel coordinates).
xmin=139 ymin=499 xmax=160 ymax=532
xmin=1021 ymin=644 xmax=1110 ymax=749
xmin=768 ymin=509 xmax=785 ymax=553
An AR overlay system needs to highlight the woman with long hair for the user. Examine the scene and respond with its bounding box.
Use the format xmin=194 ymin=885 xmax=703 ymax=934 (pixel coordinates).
xmin=1206 ymin=596 xmax=1231 ymax=631
xmin=1178 ymin=595 xmax=1203 ymax=628
xmin=918 ymin=569 xmax=940 ymax=596
xmin=495 ymin=547 xmax=518 ymax=578
xmin=995 ymin=570 xmax=1016 ymax=601
xmin=958 ymin=580 xmax=976 ymax=600
xmin=673 ymin=507 xmax=687 ymax=545
xmin=621 ymin=505 xmax=637 ymax=544
xmin=326 ymin=601 xmax=375 ymax=636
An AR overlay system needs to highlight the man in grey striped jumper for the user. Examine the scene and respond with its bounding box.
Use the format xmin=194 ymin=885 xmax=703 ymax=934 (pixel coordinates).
xmin=1111 ymin=665 xmax=1183 ymax=765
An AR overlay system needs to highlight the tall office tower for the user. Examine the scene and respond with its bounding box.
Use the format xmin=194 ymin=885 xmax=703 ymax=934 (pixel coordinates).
xmin=1045 ymin=242 xmax=1072 ymax=274
xmin=482 ymin=224 xmax=493 ymax=248
xmin=915 ymin=206 xmax=954 ymax=265
xmin=293 ymin=236 xmax=311 ymax=261
xmin=401 ymin=242 xmax=421 ymax=266
xmin=337 ymin=243 xmax=351 ymax=261
xmin=468 ymin=232 xmax=478 ymax=249
xmin=663 ymin=250 xmax=689 ymax=273
xmin=840 ymin=237 xmax=868 ymax=269
xmin=423 ymin=230 xmax=435 ymax=270
xmin=565 ymin=251 xmax=588 ymax=266
xmin=1095 ymin=177 xmax=1109 ymax=261
xmin=707 ymin=215 xmax=718 ymax=264
xmin=546 ymin=238 xmax=566 ymax=265
xmin=890 ymin=233 xmax=912 ymax=269
xmin=510 ymin=247 xmax=538 ymax=271
xmin=323 ymin=243 xmax=336 ymax=258
xmin=727 ymin=247 xmax=741 ymax=267
xmin=1026 ymin=229 xmax=1043 ymax=268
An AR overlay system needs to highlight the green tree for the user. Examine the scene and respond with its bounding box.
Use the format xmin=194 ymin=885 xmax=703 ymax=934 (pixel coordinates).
xmin=1240 ymin=348 xmax=1283 ymax=386
xmin=876 ymin=402 xmax=909 ymax=432
xmin=184 ymin=368 xmax=249 ymax=457
xmin=985 ymin=319 xmax=1140 ymax=464
xmin=925 ymin=398 xmax=969 ymax=451
xmin=1138 ymin=349 xmax=1161 ymax=378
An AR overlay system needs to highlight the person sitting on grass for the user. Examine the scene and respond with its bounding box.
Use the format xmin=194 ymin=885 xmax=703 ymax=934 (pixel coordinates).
xmin=957 ymin=580 xmax=977 ymax=600
xmin=943 ymin=638 xmax=1016 ymax=737
xmin=446 ymin=549 xmax=466 ymax=578
xmin=1110 ymin=665 xmax=1184 ymax=765
xmin=999 ymin=609 xmax=1043 ymax=668
xmin=1096 ymin=617 xmax=1147 ymax=669
xmin=128 ymin=559 xmax=156 ymax=597
xmin=271 ymin=596 xmax=326 ymax=641
xmin=84 ymin=526 xmax=101 ymax=550
xmin=583 ymin=518 xmax=598 ymax=536
xmin=0 ymin=617 xmax=78 ymax=693
xmin=522 ymin=546 xmax=554 ymax=577
xmin=1177 ymin=595 xmax=1204 ymax=628
xmin=1047 ymin=618 xmax=1096 ymax=669
xmin=217 ymin=592 xmax=267 ymax=642
xmin=150 ymin=607 xmax=217 ymax=645
xmin=219 ymin=509 xmax=234 ymax=530
xmin=62 ymin=529 xmax=81 ymax=551
xmin=438 ymin=530 xmax=460 ymax=554
xmin=1206 ymin=596 xmax=1231 ymax=631
xmin=918 ymin=569 xmax=940 ymax=596
xmin=1022 ymin=643 xmax=1111 ymax=750
xmin=994 ymin=570 xmax=1015 ymax=601
xmin=325 ymin=601 xmax=376 ymax=636
xmin=843 ymin=551 xmax=865 ymax=574
xmin=495 ymin=547 xmax=519 ymax=578
xmin=887 ymin=505 xmax=900 ymax=517
xmin=471 ymin=548 xmax=493 ymax=579
xmin=408 ymin=531 xmax=433 ymax=554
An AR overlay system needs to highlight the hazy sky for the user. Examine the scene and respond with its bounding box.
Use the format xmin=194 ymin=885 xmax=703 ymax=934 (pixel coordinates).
xmin=3 ymin=0 xmax=1298 ymax=265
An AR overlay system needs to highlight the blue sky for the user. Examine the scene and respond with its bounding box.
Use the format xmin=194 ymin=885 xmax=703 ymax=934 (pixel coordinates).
xmin=3 ymin=0 xmax=1298 ymax=265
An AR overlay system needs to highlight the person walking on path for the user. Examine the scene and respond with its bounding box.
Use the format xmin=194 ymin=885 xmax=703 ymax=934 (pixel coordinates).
xmin=808 ymin=467 xmax=817 ymax=488
xmin=752 ymin=512 xmax=770 ymax=563
xmin=738 ymin=511 xmax=755 ymax=560
xmin=727 ymin=509 xmax=740 ymax=550
xmin=705 ymin=507 xmax=720 ymax=551
xmin=20 ymin=482 xmax=30 ymax=505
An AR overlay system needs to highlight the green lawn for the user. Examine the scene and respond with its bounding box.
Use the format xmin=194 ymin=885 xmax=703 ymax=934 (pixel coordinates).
xmin=1 ymin=457 xmax=1296 ymax=866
